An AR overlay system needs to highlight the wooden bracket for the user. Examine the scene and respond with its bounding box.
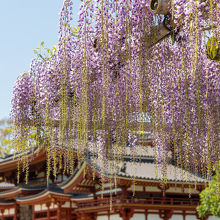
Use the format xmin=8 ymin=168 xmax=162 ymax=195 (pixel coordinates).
xmin=159 ymin=210 xmax=173 ymax=220
xmin=119 ymin=208 xmax=134 ymax=220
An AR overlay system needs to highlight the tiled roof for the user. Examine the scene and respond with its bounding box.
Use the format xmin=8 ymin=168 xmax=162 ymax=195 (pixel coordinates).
xmin=0 ymin=154 xmax=14 ymax=163
xmin=90 ymin=157 xmax=206 ymax=183
xmin=15 ymin=186 xmax=68 ymax=201
xmin=71 ymin=193 xmax=92 ymax=199
xmin=116 ymin=161 xmax=206 ymax=183
xmin=0 ymin=143 xmax=206 ymax=187
xmin=0 ymin=199 xmax=14 ymax=204
xmin=59 ymin=162 xmax=84 ymax=188
xmin=0 ymin=182 xmax=15 ymax=189
xmin=0 ymin=185 xmax=45 ymax=195
xmin=58 ymin=142 xmax=207 ymax=186
xmin=0 ymin=147 xmax=41 ymax=164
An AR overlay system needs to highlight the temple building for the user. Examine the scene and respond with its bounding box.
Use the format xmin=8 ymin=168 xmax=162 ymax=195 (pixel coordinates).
xmin=0 ymin=144 xmax=219 ymax=220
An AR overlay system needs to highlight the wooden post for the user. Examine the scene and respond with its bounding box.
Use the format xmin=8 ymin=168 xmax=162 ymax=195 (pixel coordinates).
xmin=14 ymin=203 xmax=18 ymax=220
xmin=68 ymin=201 xmax=72 ymax=220
xmin=46 ymin=202 xmax=51 ymax=220
xmin=183 ymin=211 xmax=186 ymax=220
xmin=92 ymin=187 xmax=97 ymax=201
xmin=32 ymin=207 xmax=35 ymax=220
xmin=121 ymin=186 xmax=127 ymax=203
xmin=57 ymin=202 xmax=61 ymax=220
xmin=145 ymin=210 xmax=148 ymax=220
xmin=1 ymin=209 xmax=5 ymax=220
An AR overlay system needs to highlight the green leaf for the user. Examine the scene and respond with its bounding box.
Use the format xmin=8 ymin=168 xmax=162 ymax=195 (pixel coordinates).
xmin=197 ymin=165 xmax=220 ymax=218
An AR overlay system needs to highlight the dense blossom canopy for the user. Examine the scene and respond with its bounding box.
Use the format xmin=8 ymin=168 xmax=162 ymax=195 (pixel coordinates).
xmin=12 ymin=0 xmax=219 ymax=182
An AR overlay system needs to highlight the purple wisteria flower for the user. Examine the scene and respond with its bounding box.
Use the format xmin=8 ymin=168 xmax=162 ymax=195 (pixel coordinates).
xmin=11 ymin=0 xmax=220 ymax=180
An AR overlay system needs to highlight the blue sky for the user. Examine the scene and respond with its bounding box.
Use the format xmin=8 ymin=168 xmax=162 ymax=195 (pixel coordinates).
xmin=0 ymin=0 xmax=81 ymax=119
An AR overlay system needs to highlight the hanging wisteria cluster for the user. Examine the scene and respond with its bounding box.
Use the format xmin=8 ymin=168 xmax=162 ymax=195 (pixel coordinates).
xmin=11 ymin=0 xmax=219 ymax=182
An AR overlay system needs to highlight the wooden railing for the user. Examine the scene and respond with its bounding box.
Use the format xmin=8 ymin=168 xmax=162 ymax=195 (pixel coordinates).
xmin=77 ymin=197 xmax=200 ymax=209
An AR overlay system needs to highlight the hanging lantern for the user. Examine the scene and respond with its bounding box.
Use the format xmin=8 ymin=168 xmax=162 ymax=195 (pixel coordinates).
xmin=206 ymin=37 xmax=220 ymax=61
xmin=149 ymin=0 xmax=170 ymax=15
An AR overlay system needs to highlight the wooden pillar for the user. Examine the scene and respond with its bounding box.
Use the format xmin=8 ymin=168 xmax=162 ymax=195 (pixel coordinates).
xmin=92 ymin=187 xmax=97 ymax=201
xmin=0 ymin=209 xmax=4 ymax=220
xmin=46 ymin=202 xmax=51 ymax=220
xmin=14 ymin=203 xmax=18 ymax=220
xmin=145 ymin=210 xmax=148 ymax=220
xmin=68 ymin=201 xmax=72 ymax=220
xmin=32 ymin=207 xmax=35 ymax=220
xmin=121 ymin=186 xmax=127 ymax=204
xmin=183 ymin=211 xmax=186 ymax=220
xmin=57 ymin=202 xmax=61 ymax=220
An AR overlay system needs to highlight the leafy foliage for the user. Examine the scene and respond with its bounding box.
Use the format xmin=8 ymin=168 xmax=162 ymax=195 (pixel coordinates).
xmin=197 ymin=163 xmax=220 ymax=218
xmin=33 ymin=41 xmax=58 ymax=61
xmin=70 ymin=26 xmax=80 ymax=38
xmin=0 ymin=119 xmax=39 ymax=157
xmin=0 ymin=119 xmax=13 ymax=156
xmin=33 ymin=26 xmax=79 ymax=61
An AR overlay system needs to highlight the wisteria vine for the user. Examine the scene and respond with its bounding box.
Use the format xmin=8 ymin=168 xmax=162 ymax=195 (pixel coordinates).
xmin=11 ymin=0 xmax=219 ymax=184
